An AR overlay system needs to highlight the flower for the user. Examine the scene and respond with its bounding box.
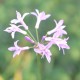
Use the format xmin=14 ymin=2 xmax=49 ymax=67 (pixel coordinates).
xmin=31 ymin=9 xmax=50 ymax=29
xmin=8 ymin=40 xmax=30 ymax=57
xmin=11 ymin=11 xmax=29 ymax=30
xmin=4 ymin=10 xmax=70 ymax=63
xmin=45 ymin=36 xmax=70 ymax=54
xmin=47 ymin=20 xmax=67 ymax=37
xmin=34 ymin=43 xmax=52 ymax=63
xmin=4 ymin=24 xmax=27 ymax=39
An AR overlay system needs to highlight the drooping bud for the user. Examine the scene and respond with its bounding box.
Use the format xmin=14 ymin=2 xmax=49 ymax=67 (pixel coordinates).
xmin=25 ymin=36 xmax=34 ymax=44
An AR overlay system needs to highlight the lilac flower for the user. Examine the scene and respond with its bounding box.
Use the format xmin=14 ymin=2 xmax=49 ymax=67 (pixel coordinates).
xmin=47 ymin=20 xmax=67 ymax=37
xmin=8 ymin=40 xmax=30 ymax=57
xmin=45 ymin=36 xmax=70 ymax=54
xmin=4 ymin=10 xmax=70 ymax=63
xmin=31 ymin=9 xmax=50 ymax=29
xmin=4 ymin=24 xmax=27 ymax=39
xmin=34 ymin=43 xmax=52 ymax=63
xmin=11 ymin=11 xmax=29 ymax=30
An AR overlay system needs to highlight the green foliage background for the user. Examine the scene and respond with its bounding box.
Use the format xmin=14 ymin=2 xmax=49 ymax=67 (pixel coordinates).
xmin=0 ymin=0 xmax=80 ymax=80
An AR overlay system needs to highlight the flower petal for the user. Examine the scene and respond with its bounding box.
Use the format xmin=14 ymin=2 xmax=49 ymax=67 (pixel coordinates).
xmin=34 ymin=48 xmax=42 ymax=54
xmin=16 ymin=11 xmax=22 ymax=20
xmin=44 ymin=50 xmax=52 ymax=63
xmin=8 ymin=47 xmax=16 ymax=51
xmin=45 ymin=14 xmax=51 ymax=19
xmin=14 ymin=40 xmax=19 ymax=48
xmin=13 ymin=50 xmax=21 ymax=58
xmin=11 ymin=32 xmax=15 ymax=39
xmin=39 ymin=12 xmax=50 ymax=20
xmin=17 ymin=28 xmax=27 ymax=35
xmin=45 ymin=37 xmax=52 ymax=41
xmin=4 ymin=27 xmax=12 ymax=33
xmin=22 ymin=13 xmax=29 ymax=19
xmin=11 ymin=19 xmax=19 ymax=24
xmin=35 ymin=9 xmax=39 ymax=14
xmin=31 ymin=12 xmax=37 ymax=17
xmin=54 ymin=19 xmax=64 ymax=27
xmin=22 ymin=46 xmax=30 ymax=50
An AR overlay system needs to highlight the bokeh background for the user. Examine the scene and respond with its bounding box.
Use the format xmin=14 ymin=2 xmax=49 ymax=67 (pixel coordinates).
xmin=0 ymin=0 xmax=80 ymax=80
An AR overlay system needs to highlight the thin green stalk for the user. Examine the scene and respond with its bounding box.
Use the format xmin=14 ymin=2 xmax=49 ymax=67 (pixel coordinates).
xmin=27 ymin=30 xmax=37 ymax=42
xmin=37 ymin=55 xmax=41 ymax=80
xmin=36 ymin=29 xmax=39 ymax=42
xmin=26 ymin=32 xmax=33 ymax=40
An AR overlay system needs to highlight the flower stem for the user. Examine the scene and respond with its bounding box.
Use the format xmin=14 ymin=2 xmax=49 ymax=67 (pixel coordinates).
xmin=27 ymin=30 xmax=37 ymax=42
xmin=36 ymin=29 xmax=39 ymax=42
xmin=37 ymin=55 xmax=41 ymax=80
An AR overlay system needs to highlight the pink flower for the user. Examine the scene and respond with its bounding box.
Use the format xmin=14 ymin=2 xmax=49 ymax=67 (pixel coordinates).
xmin=34 ymin=43 xmax=52 ymax=63
xmin=4 ymin=24 xmax=27 ymax=39
xmin=4 ymin=10 xmax=70 ymax=63
xmin=31 ymin=9 xmax=50 ymax=29
xmin=45 ymin=36 xmax=70 ymax=54
xmin=11 ymin=11 xmax=29 ymax=30
xmin=47 ymin=20 xmax=67 ymax=37
xmin=8 ymin=40 xmax=30 ymax=57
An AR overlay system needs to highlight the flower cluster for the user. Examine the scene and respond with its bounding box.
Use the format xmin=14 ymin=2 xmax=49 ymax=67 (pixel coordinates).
xmin=4 ymin=9 xmax=70 ymax=63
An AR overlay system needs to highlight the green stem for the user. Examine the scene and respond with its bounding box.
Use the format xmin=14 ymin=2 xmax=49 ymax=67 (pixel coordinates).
xmin=36 ymin=29 xmax=39 ymax=42
xmin=37 ymin=55 xmax=41 ymax=80
xmin=27 ymin=30 xmax=37 ymax=42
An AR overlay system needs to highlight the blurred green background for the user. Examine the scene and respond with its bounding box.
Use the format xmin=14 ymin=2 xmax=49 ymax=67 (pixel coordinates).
xmin=0 ymin=0 xmax=80 ymax=80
